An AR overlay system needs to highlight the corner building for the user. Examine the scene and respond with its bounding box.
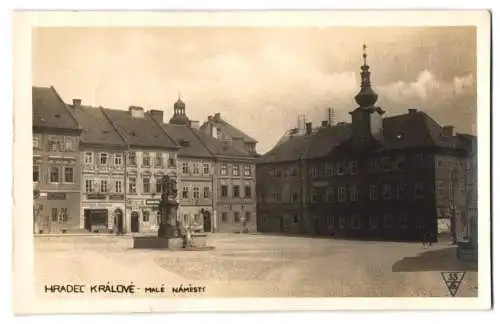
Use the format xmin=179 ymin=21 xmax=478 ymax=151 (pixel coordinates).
xmin=32 ymin=86 xmax=82 ymax=233
xmin=257 ymin=48 xmax=475 ymax=242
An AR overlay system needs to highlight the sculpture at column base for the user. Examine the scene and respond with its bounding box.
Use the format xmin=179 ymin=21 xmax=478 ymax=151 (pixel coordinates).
xmin=133 ymin=175 xmax=215 ymax=251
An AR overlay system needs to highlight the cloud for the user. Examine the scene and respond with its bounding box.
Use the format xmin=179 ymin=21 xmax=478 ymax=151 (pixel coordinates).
xmin=32 ymin=27 xmax=477 ymax=154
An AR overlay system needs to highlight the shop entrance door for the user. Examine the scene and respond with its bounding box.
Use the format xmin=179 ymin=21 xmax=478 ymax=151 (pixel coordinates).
xmin=131 ymin=211 xmax=140 ymax=233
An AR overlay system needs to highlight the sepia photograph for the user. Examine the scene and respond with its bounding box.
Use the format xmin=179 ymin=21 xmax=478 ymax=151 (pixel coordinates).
xmin=12 ymin=10 xmax=491 ymax=314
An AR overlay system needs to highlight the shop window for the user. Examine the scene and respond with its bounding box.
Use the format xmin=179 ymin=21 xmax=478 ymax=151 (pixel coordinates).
xmin=51 ymin=208 xmax=58 ymax=222
xmin=143 ymin=210 xmax=150 ymax=222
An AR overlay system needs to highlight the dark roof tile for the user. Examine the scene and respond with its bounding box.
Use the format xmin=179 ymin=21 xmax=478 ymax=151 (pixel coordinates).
xmin=32 ymin=86 xmax=80 ymax=130
xmin=161 ymin=124 xmax=213 ymax=158
xmin=261 ymin=110 xmax=464 ymax=162
xmin=192 ymin=129 xmax=255 ymax=159
xmin=102 ymin=108 xmax=177 ymax=149
xmin=71 ymin=105 xmax=126 ymax=147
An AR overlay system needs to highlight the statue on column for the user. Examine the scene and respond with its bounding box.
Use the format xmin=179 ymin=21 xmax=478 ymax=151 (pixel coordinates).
xmin=157 ymin=175 xmax=180 ymax=238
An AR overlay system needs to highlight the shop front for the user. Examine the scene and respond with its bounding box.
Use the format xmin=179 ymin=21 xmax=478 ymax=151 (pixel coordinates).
xmin=126 ymin=198 xmax=161 ymax=233
xmin=36 ymin=191 xmax=80 ymax=234
xmin=80 ymin=197 xmax=125 ymax=233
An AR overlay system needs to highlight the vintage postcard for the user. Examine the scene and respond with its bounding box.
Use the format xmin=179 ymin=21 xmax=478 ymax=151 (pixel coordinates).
xmin=12 ymin=10 xmax=491 ymax=314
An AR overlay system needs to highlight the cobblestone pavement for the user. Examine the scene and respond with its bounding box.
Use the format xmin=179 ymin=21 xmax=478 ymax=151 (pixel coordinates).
xmin=34 ymin=234 xmax=478 ymax=299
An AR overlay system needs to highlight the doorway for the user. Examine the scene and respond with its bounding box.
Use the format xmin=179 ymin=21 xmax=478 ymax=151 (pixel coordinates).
xmin=203 ymin=211 xmax=211 ymax=232
xmin=84 ymin=210 xmax=91 ymax=232
xmin=131 ymin=211 xmax=140 ymax=233
xmin=114 ymin=209 xmax=124 ymax=233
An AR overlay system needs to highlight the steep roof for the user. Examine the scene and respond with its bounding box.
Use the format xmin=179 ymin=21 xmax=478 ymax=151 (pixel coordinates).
xmin=101 ymin=108 xmax=178 ymax=150
xmin=200 ymin=114 xmax=258 ymax=143
xmin=192 ymin=129 xmax=256 ymax=160
xmin=161 ymin=124 xmax=213 ymax=158
xmin=260 ymin=110 xmax=465 ymax=163
xmin=305 ymin=123 xmax=352 ymax=159
xmin=258 ymin=134 xmax=315 ymax=164
xmin=70 ymin=105 xmax=126 ymax=148
xmin=32 ymin=86 xmax=80 ymax=131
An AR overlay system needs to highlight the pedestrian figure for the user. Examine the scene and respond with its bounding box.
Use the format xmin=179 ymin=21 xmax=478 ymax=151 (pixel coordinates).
xmin=428 ymin=231 xmax=434 ymax=247
xmin=422 ymin=232 xmax=428 ymax=248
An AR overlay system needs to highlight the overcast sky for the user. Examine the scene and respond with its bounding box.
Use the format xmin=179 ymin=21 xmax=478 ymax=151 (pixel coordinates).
xmin=32 ymin=27 xmax=476 ymax=154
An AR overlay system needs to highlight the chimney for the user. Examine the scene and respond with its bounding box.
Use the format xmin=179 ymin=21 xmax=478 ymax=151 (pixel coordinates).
xmin=129 ymin=106 xmax=145 ymax=118
xmin=72 ymin=99 xmax=82 ymax=109
xmin=149 ymin=110 xmax=164 ymax=123
xmin=442 ymin=125 xmax=456 ymax=137
xmin=306 ymin=122 xmax=312 ymax=135
xmin=321 ymin=120 xmax=328 ymax=128
xmin=408 ymin=108 xmax=417 ymax=114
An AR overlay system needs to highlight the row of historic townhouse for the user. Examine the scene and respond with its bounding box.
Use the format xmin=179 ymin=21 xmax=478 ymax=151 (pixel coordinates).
xmin=33 ymin=129 xmax=258 ymax=235
xmin=257 ymin=150 xmax=470 ymax=241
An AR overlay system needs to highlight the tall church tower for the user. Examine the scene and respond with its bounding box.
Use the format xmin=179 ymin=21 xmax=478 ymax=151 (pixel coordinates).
xmin=349 ymin=44 xmax=385 ymax=147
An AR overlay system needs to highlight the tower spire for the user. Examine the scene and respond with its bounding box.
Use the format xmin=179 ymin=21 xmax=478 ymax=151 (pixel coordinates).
xmin=354 ymin=43 xmax=378 ymax=107
xmin=363 ymin=43 xmax=367 ymax=66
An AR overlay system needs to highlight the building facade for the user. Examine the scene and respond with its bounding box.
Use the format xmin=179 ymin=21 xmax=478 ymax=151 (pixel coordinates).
xmin=69 ymin=100 xmax=128 ymax=233
xmin=150 ymin=98 xmax=258 ymax=233
xmin=33 ymin=86 xmax=82 ymax=234
xmin=149 ymin=101 xmax=216 ymax=232
xmin=102 ymin=106 xmax=179 ymax=233
xmin=256 ymin=48 xmax=475 ymax=242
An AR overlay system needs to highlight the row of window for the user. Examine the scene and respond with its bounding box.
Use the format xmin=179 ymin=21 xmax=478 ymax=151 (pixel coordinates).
xmin=84 ymin=152 xmax=176 ymax=168
xmin=436 ymin=181 xmax=466 ymax=197
xmin=268 ymin=183 xmax=426 ymax=203
xmin=267 ymin=154 xmax=471 ymax=179
xmin=435 ymin=157 xmax=466 ymax=170
xmin=33 ymin=165 xmax=74 ymax=183
xmin=220 ymin=185 xmax=253 ymax=198
xmin=330 ymin=214 xmax=424 ymax=229
xmin=181 ymin=186 xmax=212 ymax=200
xmin=33 ymin=135 xmax=76 ymax=152
xmin=181 ymin=162 xmax=211 ymax=175
xmin=220 ymin=211 xmax=252 ymax=223
xmin=220 ymin=164 xmax=252 ymax=177
xmin=85 ymin=179 xmax=125 ymax=193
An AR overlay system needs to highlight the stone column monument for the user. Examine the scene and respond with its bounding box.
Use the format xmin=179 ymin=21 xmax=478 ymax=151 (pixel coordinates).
xmin=157 ymin=175 xmax=180 ymax=238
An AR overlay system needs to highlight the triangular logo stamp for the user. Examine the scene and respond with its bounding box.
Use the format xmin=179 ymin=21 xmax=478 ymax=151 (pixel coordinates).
xmin=440 ymin=271 xmax=466 ymax=297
